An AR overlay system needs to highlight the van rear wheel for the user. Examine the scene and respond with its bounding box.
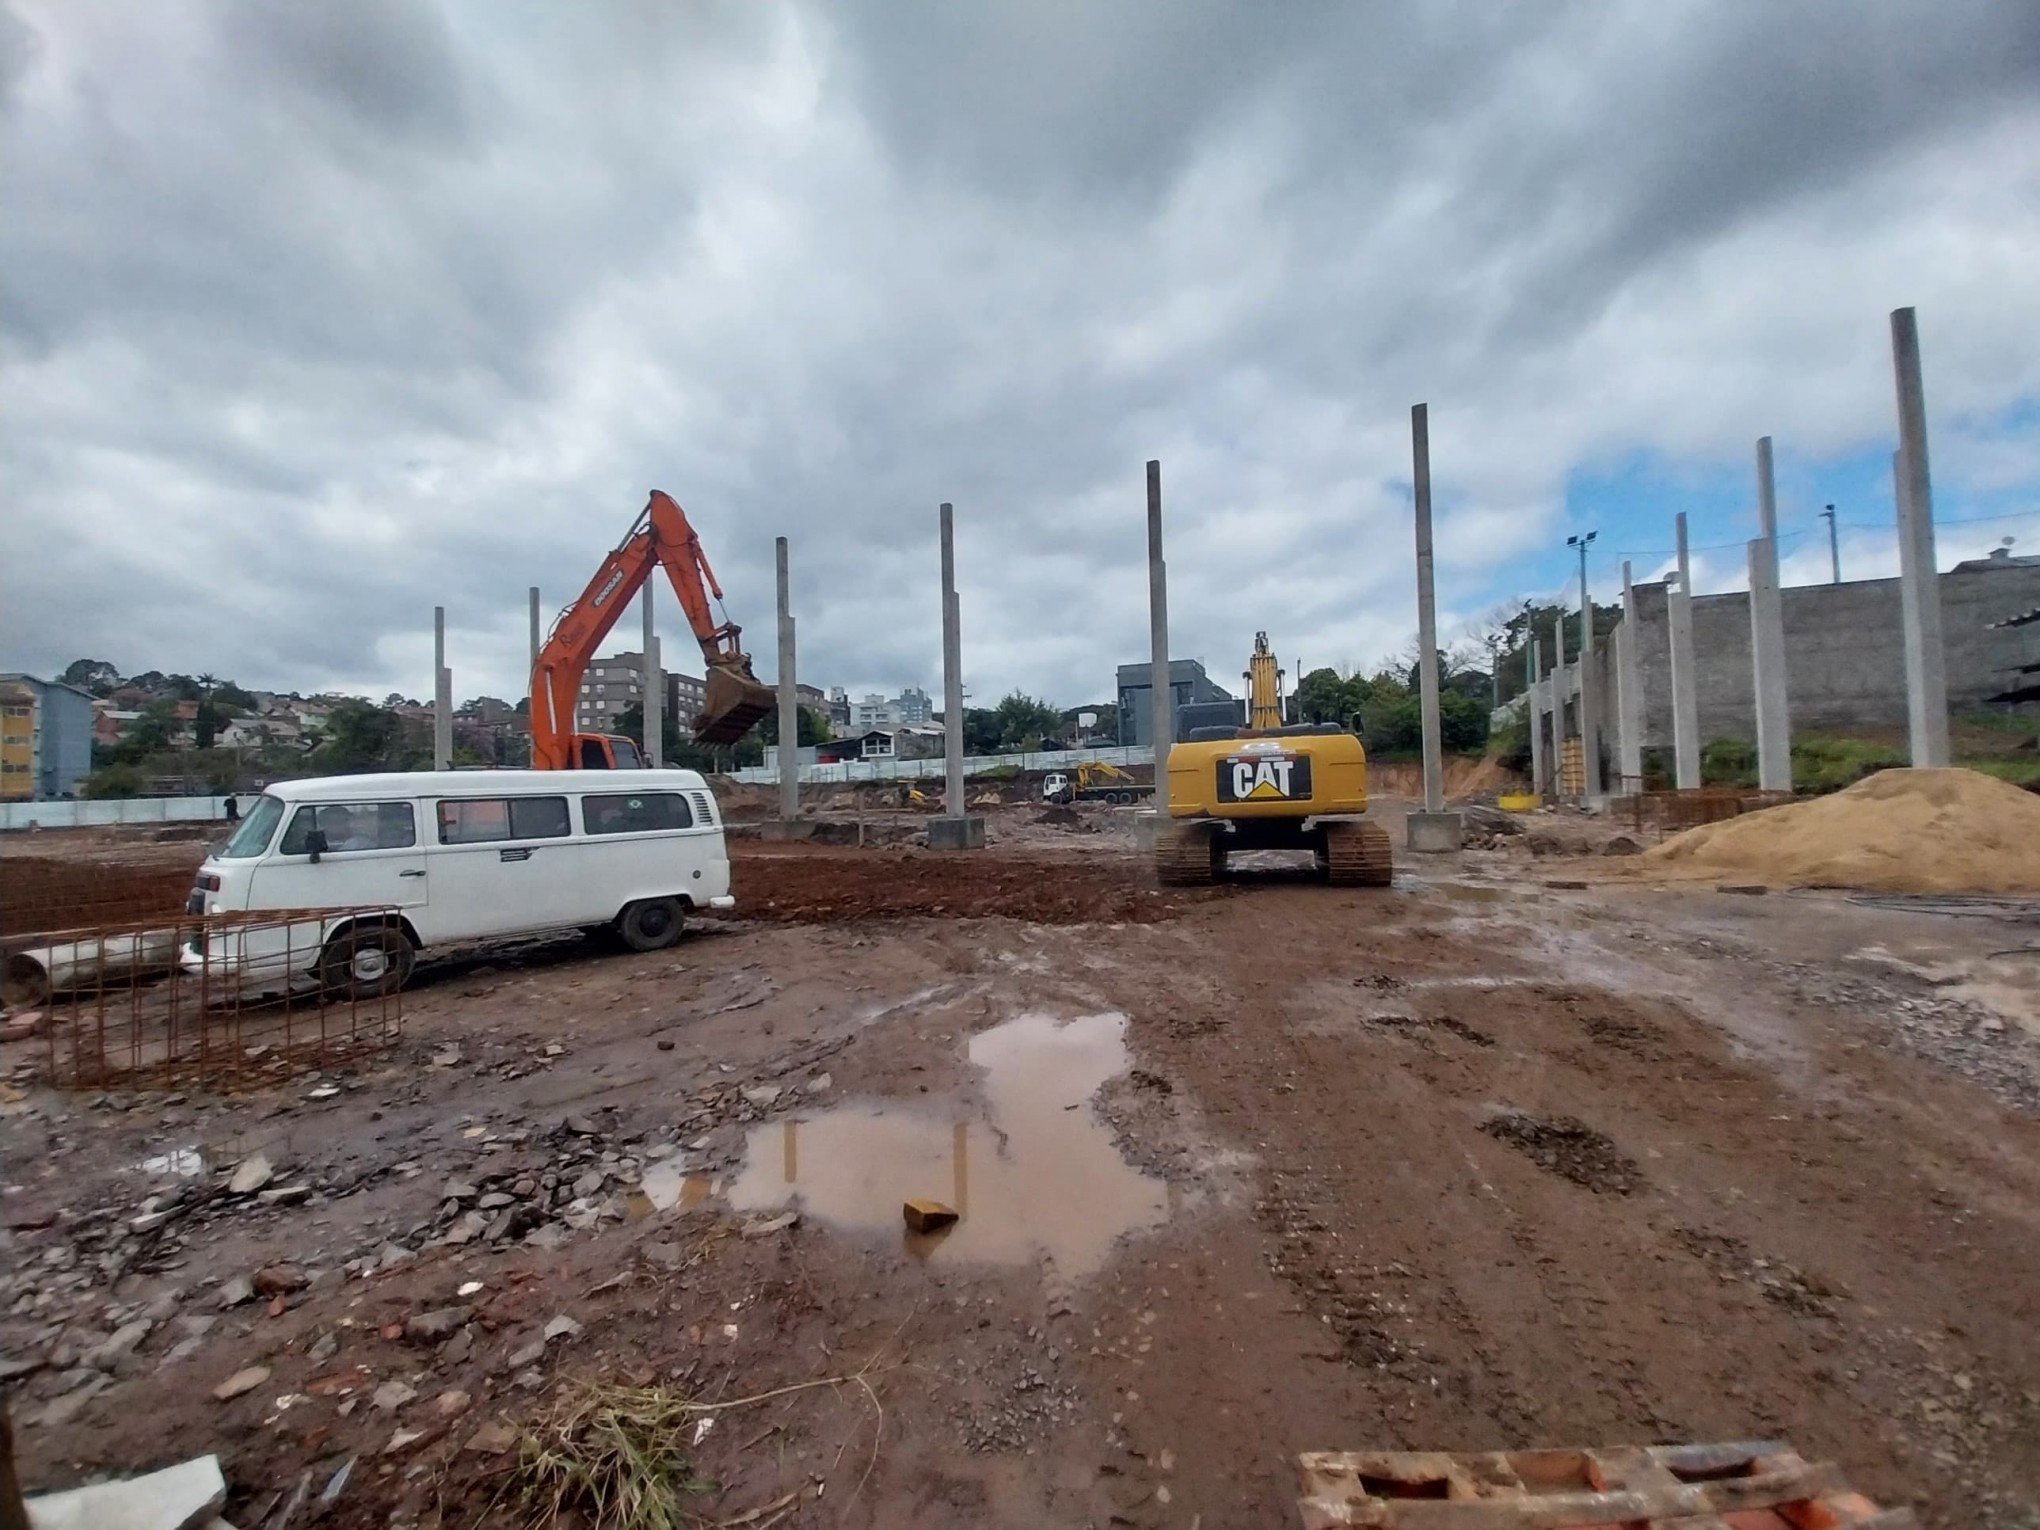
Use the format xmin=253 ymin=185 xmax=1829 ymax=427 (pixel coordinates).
xmin=319 ymin=925 xmax=414 ymax=1000
xmin=617 ymin=897 xmax=686 ymax=953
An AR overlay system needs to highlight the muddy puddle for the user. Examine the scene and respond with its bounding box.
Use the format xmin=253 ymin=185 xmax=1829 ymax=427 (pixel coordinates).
xmin=719 ymin=1011 xmax=1174 ymax=1275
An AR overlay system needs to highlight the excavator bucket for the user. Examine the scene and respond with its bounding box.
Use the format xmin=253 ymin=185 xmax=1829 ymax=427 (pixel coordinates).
xmin=694 ymin=659 xmax=777 ymax=747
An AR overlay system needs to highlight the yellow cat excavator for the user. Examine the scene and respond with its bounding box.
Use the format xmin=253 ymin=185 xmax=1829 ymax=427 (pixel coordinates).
xmin=530 ymin=491 xmax=775 ymax=770
xmin=1154 ymin=633 xmax=1393 ymax=887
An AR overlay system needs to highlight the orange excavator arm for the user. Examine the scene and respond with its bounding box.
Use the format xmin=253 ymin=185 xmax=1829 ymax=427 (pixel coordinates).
xmin=530 ymin=491 xmax=775 ymax=770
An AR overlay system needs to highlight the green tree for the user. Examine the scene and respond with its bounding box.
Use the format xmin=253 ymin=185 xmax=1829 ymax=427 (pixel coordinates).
xmin=1295 ymin=667 xmax=1368 ymax=728
xmin=1438 ymin=689 xmax=1491 ymax=752
xmin=960 ymin=707 xmax=1002 ymax=755
xmin=214 ymin=680 xmax=256 ymax=710
xmin=990 ymin=691 xmax=1061 ymax=750
xmin=84 ymin=761 xmax=146 ymax=799
xmin=756 ymin=705 xmax=832 ymax=747
xmin=61 ymin=658 xmax=122 ymax=695
xmin=312 ymin=700 xmax=413 ymax=773
xmin=112 ymin=701 xmax=176 ymax=764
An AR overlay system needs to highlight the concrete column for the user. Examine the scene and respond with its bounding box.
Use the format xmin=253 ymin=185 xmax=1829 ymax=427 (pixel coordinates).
xmin=1145 ymin=460 xmax=1172 ymax=761
xmin=642 ymin=585 xmax=663 ymax=769
xmin=1749 ymin=438 xmax=1791 ymax=791
xmin=1405 ymin=405 xmax=1459 ymax=851
xmin=1411 ymin=405 xmax=1444 ymax=814
xmin=433 ymin=606 xmax=452 ymax=771
xmin=1668 ymin=512 xmax=1701 ymax=789
xmin=775 ymin=536 xmax=797 ymax=817
xmin=1527 ymin=638 xmax=1547 ymax=797
xmin=1575 ymin=564 xmax=1602 ymax=801
xmin=933 ymin=503 xmax=983 ymax=848
xmin=1615 ymin=562 xmax=1643 ymax=788
xmin=1891 ymin=308 xmax=1951 ymax=767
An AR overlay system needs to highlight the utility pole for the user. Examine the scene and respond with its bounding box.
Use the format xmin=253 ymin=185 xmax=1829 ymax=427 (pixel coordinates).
xmin=1820 ymin=505 xmax=1841 ymax=585
xmin=1567 ymin=530 xmax=1601 ymax=797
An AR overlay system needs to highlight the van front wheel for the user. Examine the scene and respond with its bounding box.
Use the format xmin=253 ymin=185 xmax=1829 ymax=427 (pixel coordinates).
xmin=319 ymin=925 xmax=414 ymax=1000
xmin=617 ymin=898 xmax=686 ymax=953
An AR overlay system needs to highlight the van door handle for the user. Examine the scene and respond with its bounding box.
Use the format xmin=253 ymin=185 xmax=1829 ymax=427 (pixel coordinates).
xmin=398 ymin=869 xmax=427 ymax=878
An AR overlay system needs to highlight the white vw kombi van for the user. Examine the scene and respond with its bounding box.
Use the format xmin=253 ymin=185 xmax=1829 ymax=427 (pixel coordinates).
xmin=184 ymin=770 xmax=733 ymax=996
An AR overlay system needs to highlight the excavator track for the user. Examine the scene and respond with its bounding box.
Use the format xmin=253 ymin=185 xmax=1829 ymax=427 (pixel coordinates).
xmin=1320 ymin=819 xmax=1393 ymax=887
xmin=1154 ymin=822 xmax=1222 ymax=886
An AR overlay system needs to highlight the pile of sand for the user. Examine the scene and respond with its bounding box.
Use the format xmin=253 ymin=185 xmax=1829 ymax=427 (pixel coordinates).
xmin=1641 ymin=767 xmax=2040 ymax=893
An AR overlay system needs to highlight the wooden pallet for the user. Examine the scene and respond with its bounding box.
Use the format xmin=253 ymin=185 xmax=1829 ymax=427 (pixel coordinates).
xmin=1296 ymin=1441 xmax=1916 ymax=1528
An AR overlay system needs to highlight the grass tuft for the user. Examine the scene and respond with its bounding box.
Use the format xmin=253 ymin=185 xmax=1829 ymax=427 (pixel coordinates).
xmin=511 ymin=1381 xmax=719 ymax=1530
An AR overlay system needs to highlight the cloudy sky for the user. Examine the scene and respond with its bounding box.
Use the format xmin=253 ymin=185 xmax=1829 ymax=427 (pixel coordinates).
xmin=5 ymin=1 xmax=2039 ymax=710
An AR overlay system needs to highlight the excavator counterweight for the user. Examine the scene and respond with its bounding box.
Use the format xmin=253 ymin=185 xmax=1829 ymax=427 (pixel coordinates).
xmin=531 ymin=491 xmax=772 ymax=770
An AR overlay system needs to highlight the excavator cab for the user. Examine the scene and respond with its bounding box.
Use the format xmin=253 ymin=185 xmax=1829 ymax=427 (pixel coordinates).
xmin=572 ymin=735 xmax=643 ymax=769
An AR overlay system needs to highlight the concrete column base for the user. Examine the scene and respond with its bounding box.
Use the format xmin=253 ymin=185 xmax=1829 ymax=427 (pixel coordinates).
xmin=926 ymin=816 xmax=986 ymax=851
xmin=1405 ymin=811 xmax=1464 ymax=853
xmin=1132 ymin=809 xmax=1163 ymax=849
xmin=755 ymin=819 xmax=814 ymax=842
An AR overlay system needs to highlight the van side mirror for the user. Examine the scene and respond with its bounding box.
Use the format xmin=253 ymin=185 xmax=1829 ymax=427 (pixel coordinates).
xmin=306 ymin=829 xmax=328 ymax=863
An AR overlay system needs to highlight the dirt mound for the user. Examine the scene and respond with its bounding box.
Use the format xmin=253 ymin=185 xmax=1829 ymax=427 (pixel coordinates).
xmin=1371 ymin=756 xmax=1525 ymax=801
xmin=723 ymin=845 xmax=1184 ymax=924
xmin=1642 ymin=767 xmax=2040 ymax=893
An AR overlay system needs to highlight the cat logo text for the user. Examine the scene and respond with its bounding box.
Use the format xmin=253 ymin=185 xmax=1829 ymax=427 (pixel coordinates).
xmin=1216 ymin=751 xmax=1312 ymax=803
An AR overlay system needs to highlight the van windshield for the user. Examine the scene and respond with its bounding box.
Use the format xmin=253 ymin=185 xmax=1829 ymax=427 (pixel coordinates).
xmin=219 ymin=793 xmax=285 ymax=858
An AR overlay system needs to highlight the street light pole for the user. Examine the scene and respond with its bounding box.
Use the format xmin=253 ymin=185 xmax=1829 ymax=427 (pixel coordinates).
xmin=1821 ymin=504 xmax=1841 ymax=585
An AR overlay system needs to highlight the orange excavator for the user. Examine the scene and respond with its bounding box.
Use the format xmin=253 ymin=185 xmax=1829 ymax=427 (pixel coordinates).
xmin=530 ymin=491 xmax=776 ymax=770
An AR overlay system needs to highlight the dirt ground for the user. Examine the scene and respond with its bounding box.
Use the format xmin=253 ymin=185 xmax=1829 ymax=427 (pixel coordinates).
xmin=3 ymin=801 xmax=2038 ymax=1528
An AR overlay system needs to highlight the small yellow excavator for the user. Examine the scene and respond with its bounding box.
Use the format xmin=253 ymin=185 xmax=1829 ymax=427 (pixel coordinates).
xmin=1154 ymin=633 xmax=1392 ymax=887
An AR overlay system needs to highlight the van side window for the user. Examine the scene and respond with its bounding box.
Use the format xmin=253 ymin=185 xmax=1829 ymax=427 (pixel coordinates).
xmin=581 ymin=792 xmax=693 ymax=836
xmin=438 ymin=796 xmax=571 ymax=845
xmin=279 ymin=802 xmax=417 ymax=854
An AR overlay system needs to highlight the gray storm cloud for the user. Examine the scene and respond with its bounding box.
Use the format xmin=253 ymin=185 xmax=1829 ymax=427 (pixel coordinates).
xmin=3 ymin=0 xmax=2037 ymax=704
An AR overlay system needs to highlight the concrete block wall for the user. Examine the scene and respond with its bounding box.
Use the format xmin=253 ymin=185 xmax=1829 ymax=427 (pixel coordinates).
xmin=1625 ymin=560 xmax=2039 ymax=748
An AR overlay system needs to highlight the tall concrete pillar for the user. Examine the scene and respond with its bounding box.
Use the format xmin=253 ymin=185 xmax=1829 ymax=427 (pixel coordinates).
xmin=933 ymin=503 xmax=982 ymax=848
xmin=1542 ymin=607 xmax=1558 ymax=791
xmin=1145 ymin=460 xmax=1172 ymax=764
xmin=641 ymin=585 xmax=663 ymax=769
xmin=1891 ymin=308 xmax=1951 ymax=767
xmin=1614 ymin=562 xmax=1643 ymax=788
xmin=1410 ymin=405 xmax=1444 ymax=814
xmin=775 ymin=536 xmax=797 ymax=817
xmin=433 ymin=606 xmax=452 ymax=771
xmin=1668 ymin=513 xmax=1701 ymax=789
xmin=1404 ymin=406 xmax=1459 ymax=850
xmin=1575 ymin=557 xmax=1602 ymax=800
xmin=1527 ymin=637 xmax=1547 ymax=797
xmin=1749 ymin=438 xmax=1791 ymax=791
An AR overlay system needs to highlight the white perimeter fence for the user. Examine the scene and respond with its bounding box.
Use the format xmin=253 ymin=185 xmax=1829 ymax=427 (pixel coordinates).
xmin=729 ymin=743 xmax=1154 ymax=786
xmin=1 ymin=795 xmax=233 ymax=831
